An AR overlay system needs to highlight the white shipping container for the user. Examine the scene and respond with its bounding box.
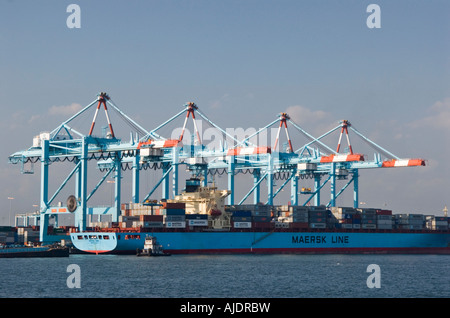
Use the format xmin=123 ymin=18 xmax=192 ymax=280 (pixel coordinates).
xmin=164 ymin=215 xmax=186 ymax=222
xmin=377 ymin=215 xmax=392 ymax=220
xmin=252 ymin=210 xmax=271 ymax=217
xmin=188 ymin=219 xmax=208 ymax=226
xmin=362 ymin=224 xmax=377 ymax=229
xmin=309 ymin=223 xmax=326 ymax=229
xmin=408 ymin=214 xmax=424 ymax=220
xmin=377 ymin=224 xmax=393 ymax=230
xmin=352 ymin=224 xmax=361 ymax=229
xmin=165 ymin=221 xmax=186 ymax=228
xmin=233 ymin=222 xmax=252 ymax=228
xmin=377 ymin=220 xmax=393 ymax=225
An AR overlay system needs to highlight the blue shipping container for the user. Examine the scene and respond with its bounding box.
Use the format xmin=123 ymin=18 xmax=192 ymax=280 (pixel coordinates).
xmin=161 ymin=209 xmax=185 ymax=215
xmin=232 ymin=210 xmax=252 ymax=217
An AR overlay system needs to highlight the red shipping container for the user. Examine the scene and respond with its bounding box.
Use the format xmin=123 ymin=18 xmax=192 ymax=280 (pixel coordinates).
xmin=376 ymin=209 xmax=392 ymax=215
xmin=162 ymin=202 xmax=185 ymax=209
xmin=140 ymin=215 xmax=163 ymax=221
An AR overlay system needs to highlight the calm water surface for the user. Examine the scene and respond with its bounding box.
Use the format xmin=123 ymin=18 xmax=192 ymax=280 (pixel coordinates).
xmin=0 ymin=254 xmax=448 ymax=298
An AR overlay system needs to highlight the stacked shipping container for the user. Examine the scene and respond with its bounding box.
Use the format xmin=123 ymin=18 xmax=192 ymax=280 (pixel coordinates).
xmin=110 ymin=202 xmax=450 ymax=232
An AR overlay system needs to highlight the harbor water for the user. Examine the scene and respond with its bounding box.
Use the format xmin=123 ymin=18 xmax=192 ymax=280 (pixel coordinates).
xmin=0 ymin=254 xmax=448 ymax=298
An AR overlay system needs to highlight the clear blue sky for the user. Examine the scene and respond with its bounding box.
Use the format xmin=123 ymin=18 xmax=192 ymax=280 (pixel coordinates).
xmin=1 ymin=1 xmax=449 ymax=225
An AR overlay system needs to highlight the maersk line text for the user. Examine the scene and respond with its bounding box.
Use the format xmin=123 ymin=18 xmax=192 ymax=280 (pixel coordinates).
xmin=291 ymin=235 xmax=349 ymax=244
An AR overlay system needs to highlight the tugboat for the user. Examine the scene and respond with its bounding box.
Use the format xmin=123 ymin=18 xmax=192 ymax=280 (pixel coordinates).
xmin=136 ymin=235 xmax=171 ymax=256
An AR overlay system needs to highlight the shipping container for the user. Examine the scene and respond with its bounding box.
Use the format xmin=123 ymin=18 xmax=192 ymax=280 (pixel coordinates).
xmin=377 ymin=220 xmax=393 ymax=225
xmin=362 ymin=224 xmax=377 ymax=229
xmin=163 ymin=215 xmax=186 ymax=222
xmin=400 ymin=224 xmax=423 ymax=230
xmin=232 ymin=216 xmax=252 ymax=222
xmin=165 ymin=221 xmax=186 ymax=228
xmin=187 ymin=219 xmax=208 ymax=226
xmin=252 ymin=216 xmax=272 ymax=222
xmin=160 ymin=209 xmax=185 ymax=216
xmin=253 ymin=222 xmax=275 ymax=229
xmin=308 ymin=211 xmax=327 ymax=218
xmin=161 ymin=202 xmax=185 ymax=209
xmin=140 ymin=215 xmax=163 ymax=222
xmin=292 ymin=216 xmax=309 ymax=223
xmin=309 ymin=223 xmax=326 ymax=229
xmin=232 ymin=210 xmax=252 ymax=217
xmin=289 ymin=206 xmax=309 ymax=212
xmin=233 ymin=222 xmax=252 ymax=228
xmin=143 ymin=221 xmax=164 ymax=228
xmin=119 ymin=215 xmax=140 ymax=222
xmin=309 ymin=217 xmax=327 ymax=223
xmin=308 ymin=205 xmax=328 ymax=211
xmin=185 ymin=214 xmax=208 ymax=220
xmin=376 ymin=209 xmax=392 ymax=215
xmin=252 ymin=210 xmax=272 ymax=217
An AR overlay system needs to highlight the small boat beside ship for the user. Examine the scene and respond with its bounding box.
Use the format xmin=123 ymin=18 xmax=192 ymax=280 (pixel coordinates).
xmin=136 ymin=235 xmax=171 ymax=256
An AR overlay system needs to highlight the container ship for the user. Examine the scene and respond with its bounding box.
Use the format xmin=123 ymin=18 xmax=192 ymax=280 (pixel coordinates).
xmin=70 ymin=178 xmax=450 ymax=255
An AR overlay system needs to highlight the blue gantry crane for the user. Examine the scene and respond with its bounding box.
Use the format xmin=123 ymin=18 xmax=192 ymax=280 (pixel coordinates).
xmin=8 ymin=93 xmax=425 ymax=242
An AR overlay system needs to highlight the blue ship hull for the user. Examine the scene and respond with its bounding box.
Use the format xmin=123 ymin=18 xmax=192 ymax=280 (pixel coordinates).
xmin=71 ymin=230 xmax=450 ymax=255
